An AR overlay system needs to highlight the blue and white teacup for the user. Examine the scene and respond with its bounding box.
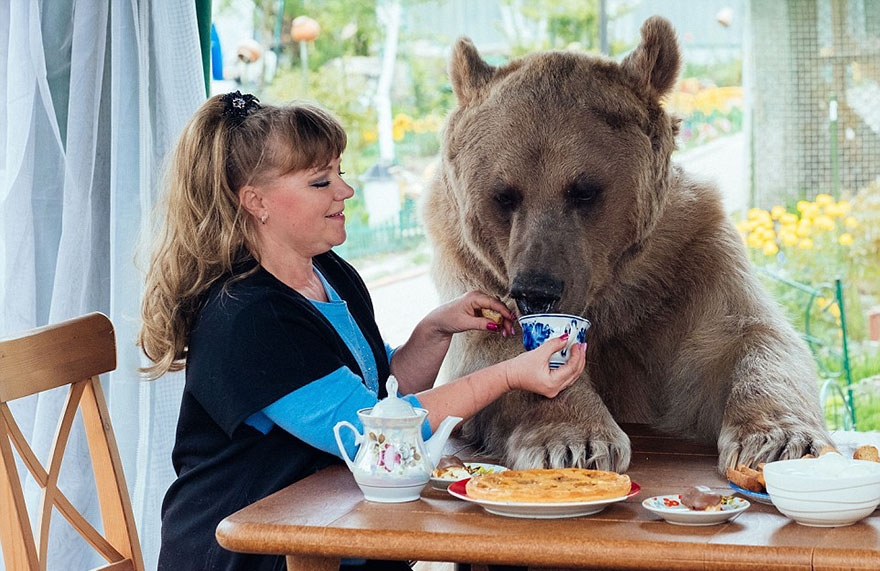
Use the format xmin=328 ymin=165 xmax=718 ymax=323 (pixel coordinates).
xmin=518 ymin=313 xmax=591 ymax=369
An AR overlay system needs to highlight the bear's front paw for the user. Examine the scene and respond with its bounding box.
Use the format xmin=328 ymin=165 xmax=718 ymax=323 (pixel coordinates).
xmin=504 ymin=421 xmax=632 ymax=473
xmin=718 ymin=421 xmax=834 ymax=472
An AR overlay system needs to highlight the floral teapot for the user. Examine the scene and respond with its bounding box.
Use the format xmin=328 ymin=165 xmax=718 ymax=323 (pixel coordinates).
xmin=333 ymin=376 xmax=462 ymax=502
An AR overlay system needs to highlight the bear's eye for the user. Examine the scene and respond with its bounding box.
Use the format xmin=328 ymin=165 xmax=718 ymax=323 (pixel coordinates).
xmin=492 ymin=186 xmax=521 ymax=212
xmin=567 ymin=180 xmax=603 ymax=208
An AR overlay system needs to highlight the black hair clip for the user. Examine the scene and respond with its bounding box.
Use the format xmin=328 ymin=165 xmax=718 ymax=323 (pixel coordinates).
xmin=220 ymin=90 xmax=261 ymax=125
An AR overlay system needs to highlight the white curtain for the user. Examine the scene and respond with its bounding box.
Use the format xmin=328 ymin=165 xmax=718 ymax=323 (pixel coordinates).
xmin=1 ymin=1 xmax=204 ymax=569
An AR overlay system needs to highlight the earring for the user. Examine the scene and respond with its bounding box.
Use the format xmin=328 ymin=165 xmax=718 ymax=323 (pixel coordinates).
xmin=259 ymin=212 xmax=268 ymax=225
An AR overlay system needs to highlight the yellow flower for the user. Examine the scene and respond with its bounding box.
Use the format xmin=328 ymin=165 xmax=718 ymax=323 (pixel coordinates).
xmin=814 ymin=215 xmax=836 ymax=231
xmin=800 ymin=204 xmax=820 ymax=220
xmin=796 ymin=220 xmax=812 ymax=237
xmin=780 ymin=231 xmax=799 ymax=247
xmin=844 ymin=216 xmax=859 ymax=229
xmin=798 ymin=238 xmax=813 ymax=250
xmin=779 ymin=221 xmax=797 ymax=234
xmin=759 ymin=227 xmax=776 ymax=241
xmin=393 ymin=113 xmax=413 ymax=131
xmin=815 ymin=194 xmax=834 ymax=207
xmin=780 ymin=213 xmax=798 ymax=225
xmin=796 ymin=200 xmax=811 ymax=213
xmin=362 ymin=129 xmax=378 ymax=143
xmin=838 ymin=233 xmax=854 ymax=246
xmin=392 ymin=125 xmax=406 ymax=141
xmin=770 ymin=205 xmax=787 ymax=220
xmin=762 ymin=241 xmax=779 ymax=256
xmin=828 ymin=304 xmax=841 ymax=320
xmin=747 ymin=208 xmax=771 ymax=223
xmin=836 ymin=200 xmax=851 ymax=215
xmin=823 ymin=203 xmax=846 ymax=217
xmin=747 ymin=232 xmax=764 ymax=249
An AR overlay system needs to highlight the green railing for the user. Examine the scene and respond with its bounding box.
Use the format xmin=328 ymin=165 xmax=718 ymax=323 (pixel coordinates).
xmin=334 ymin=199 xmax=425 ymax=260
xmin=756 ymin=268 xmax=856 ymax=429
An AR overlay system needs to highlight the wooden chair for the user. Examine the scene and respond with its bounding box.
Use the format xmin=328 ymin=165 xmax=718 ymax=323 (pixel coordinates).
xmin=0 ymin=312 xmax=144 ymax=571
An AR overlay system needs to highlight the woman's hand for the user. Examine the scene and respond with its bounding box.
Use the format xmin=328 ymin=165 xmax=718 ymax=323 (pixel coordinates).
xmin=414 ymin=335 xmax=588 ymax=430
xmin=421 ymin=290 xmax=516 ymax=339
xmin=392 ymin=291 xmax=516 ymax=394
xmin=505 ymin=336 xmax=587 ymax=398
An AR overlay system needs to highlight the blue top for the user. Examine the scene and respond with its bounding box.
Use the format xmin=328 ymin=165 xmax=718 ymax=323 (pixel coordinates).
xmin=244 ymin=268 xmax=429 ymax=457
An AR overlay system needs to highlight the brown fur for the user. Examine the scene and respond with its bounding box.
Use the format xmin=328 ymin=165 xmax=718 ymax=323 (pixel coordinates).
xmin=423 ymin=16 xmax=832 ymax=474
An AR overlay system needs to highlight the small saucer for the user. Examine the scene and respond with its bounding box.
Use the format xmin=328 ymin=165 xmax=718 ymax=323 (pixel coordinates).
xmin=642 ymin=494 xmax=750 ymax=525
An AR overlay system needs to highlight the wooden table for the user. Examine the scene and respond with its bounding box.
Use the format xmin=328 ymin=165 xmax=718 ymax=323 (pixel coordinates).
xmin=216 ymin=425 xmax=880 ymax=570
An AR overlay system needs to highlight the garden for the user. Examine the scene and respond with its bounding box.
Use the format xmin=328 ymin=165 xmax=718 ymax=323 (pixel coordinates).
xmin=735 ymin=185 xmax=880 ymax=430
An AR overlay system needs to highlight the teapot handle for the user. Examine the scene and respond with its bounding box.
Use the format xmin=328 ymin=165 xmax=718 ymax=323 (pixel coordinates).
xmin=333 ymin=420 xmax=362 ymax=471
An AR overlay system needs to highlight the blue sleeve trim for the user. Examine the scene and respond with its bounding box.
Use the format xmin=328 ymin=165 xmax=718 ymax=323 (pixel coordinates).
xmin=243 ymin=410 xmax=274 ymax=435
xmin=262 ymin=367 xmax=378 ymax=459
xmin=386 ymin=343 xmax=396 ymax=364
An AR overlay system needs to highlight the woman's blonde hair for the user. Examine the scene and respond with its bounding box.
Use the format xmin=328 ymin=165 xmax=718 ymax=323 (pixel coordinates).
xmin=138 ymin=94 xmax=347 ymax=379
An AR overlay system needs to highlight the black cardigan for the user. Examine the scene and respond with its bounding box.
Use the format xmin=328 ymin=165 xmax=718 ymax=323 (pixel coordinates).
xmin=158 ymin=251 xmax=389 ymax=571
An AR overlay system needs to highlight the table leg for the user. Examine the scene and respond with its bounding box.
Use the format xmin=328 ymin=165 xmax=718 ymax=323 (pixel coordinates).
xmin=285 ymin=554 xmax=339 ymax=571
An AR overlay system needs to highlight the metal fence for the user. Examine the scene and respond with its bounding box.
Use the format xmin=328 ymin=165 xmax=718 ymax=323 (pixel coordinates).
xmin=747 ymin=0 xmax=880 ymax=208
xmin=756 ymin=268 xmax=856 ymax=430
xmin=334 ymin=198 xmax=425 ymax=260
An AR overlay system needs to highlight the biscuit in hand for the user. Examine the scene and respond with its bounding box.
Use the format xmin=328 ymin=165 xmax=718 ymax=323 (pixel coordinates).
xmin=480 ymin=308 xmax=504 ymax=325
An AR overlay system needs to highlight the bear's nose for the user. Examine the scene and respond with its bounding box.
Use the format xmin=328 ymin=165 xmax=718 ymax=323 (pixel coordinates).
xmin=510 ymin=272 xmax=564 ymax=315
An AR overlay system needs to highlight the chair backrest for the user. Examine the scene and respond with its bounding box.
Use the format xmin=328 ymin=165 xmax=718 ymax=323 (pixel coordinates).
xmin=0 ymin=312 xmax=144 ymax=571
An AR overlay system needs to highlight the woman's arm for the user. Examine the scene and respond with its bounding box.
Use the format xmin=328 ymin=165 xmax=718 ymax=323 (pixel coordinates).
xmin=415 ymin=336 xmax=586 ymax=431
xmin=390 ymin=291 xmax=516 ymax=392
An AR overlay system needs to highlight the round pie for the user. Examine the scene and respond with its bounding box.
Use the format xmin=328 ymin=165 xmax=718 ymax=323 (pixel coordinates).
xmin=465 ymin=467 xmax=631 ymax=503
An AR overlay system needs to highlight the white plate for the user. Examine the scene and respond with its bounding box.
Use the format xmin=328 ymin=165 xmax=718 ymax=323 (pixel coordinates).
xmin=642 ymin=494 xmax=750 ymax=525
xmin=447 ymin=479 xmax=641 ymax=519
xmin=429 ymin=463 xmax=508 ymax=491
xmin=728 ymin=481 xmax=774 ymax=505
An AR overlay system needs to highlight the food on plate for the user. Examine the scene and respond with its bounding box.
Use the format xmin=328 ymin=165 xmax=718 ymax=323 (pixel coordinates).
xmin=432 ymin=456 xmax=504 ymax=480
xmin=435 ymin=454 xmax=466 ymax=471
xmin=726 ymin=464 xmax=765 ymax=493
xmin=854 ymin=445 xmax=879 ymax=462
xmin=465 ymin=467 xmax=631 ymax=503
xmin=432 ymin=455 xmax=470 ymax=480
xmin=480 ymin=308 xmax=504 ymax=325
xmin=680 ymin=486 xmax=723 ymax=511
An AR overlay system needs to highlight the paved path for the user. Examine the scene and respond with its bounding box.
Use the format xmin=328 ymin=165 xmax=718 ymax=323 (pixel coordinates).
xmin=676 ymin=131 xmax=747 ymax=214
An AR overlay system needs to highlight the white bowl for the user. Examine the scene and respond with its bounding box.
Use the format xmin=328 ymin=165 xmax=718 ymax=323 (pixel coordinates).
xmin=763 ymin=455 xmax=880 ymax=527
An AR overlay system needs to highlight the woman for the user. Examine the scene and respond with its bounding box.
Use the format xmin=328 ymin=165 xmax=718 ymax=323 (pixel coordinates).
xmin=138 ymin=91 xmax=586 ymax=571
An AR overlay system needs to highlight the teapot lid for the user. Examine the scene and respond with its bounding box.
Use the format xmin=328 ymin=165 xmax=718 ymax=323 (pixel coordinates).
xmin=370 ymin=376 xmax=418 ymax=418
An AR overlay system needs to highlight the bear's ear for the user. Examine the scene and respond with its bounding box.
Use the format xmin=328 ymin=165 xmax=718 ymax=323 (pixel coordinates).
xmin=450 ymin=37 xmax=496 ymax=105
xmin=620 ymin=16 xmax=680 ymax=99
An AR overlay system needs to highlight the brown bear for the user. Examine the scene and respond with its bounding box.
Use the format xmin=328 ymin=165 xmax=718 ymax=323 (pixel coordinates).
xmin=422 ymin=16 xmax=833 ymax=474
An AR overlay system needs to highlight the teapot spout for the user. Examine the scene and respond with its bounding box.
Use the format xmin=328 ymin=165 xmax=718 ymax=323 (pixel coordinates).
xmin=425 ymin=415 xmax=463 ymax=468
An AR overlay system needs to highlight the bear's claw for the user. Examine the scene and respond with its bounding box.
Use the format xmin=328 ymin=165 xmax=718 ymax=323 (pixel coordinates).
xmin=504 ymin=422 xmax=632 ymax=473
